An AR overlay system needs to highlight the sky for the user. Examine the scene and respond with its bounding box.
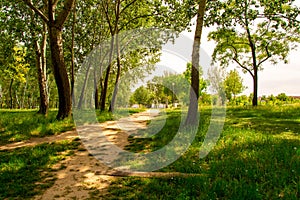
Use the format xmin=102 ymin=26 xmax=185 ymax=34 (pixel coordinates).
xmin=156 ymin=1 xmax=300 ymax=97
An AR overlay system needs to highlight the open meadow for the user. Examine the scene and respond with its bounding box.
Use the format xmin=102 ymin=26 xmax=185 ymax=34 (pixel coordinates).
xmin=0 ymin=105 xmax=299 ymax=199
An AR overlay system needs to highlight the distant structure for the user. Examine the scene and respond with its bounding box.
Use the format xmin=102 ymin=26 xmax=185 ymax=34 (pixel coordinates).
xmin=290 ymin=96 xmax=300 ymax=100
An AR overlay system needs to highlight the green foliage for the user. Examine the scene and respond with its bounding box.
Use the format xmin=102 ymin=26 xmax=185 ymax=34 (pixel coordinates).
xmin=223 ymin=69 xmax=245 ymax=101
xmin=131 ymin=86 xmax=150 ymax=105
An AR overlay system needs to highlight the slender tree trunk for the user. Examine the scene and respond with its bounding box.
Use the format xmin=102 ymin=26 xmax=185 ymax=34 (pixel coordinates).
xmin=34 ymin=23 xmax=49 ymax=115
xmin=109 ymin=34 xmax=121 ymax=112
xmin=77 ymin=64 xmax=91 ymax=109
xmin=94 ymin=66 xmax=99 ymax=109
xmin=21 ymin=74 xmax=28 ymax=109
xmin=9 ymin=79 xmax=13 ymax=109
xmin=100 ymin=36 xmax=115 ymax=111
xmin=252 ymin=69 xmax=258 ymax=106
xmin=185 ymin=0 xmax=207 ymax=126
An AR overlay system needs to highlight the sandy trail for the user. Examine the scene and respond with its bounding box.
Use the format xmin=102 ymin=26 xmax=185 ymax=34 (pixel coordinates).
xmin=33 ymin=109 xmax=161 ymax=199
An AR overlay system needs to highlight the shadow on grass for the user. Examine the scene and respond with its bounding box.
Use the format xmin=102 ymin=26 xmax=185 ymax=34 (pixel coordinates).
xmin=0 ymin=110 xmax=74 ymax=145
xmin=94 ymin=105 xmax=299 ymax=199
xmin=0 ymin=139 xmax=80 ymax=199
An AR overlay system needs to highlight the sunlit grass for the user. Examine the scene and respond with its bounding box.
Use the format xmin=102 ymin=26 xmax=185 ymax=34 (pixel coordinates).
xmin=0 ymin=108 xmax=145 ymax=145
xmin=100 ymin=104 xmax=300 ymax=199
xmin=0 ymin=110 xmax=74 ymax=145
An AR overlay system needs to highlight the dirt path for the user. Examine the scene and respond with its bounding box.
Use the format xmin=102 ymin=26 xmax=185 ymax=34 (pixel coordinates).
xmin=33 ymin=109 xmax=164 ymax=200
xmin=0 ymin=130 xmax=79 ymax=151
xmin=1 ymin=110 xmax=201 ymax=199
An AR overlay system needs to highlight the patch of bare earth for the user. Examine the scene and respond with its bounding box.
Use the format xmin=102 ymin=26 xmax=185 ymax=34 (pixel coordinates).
xmin=1 ymin=110 xmax=202 ymax=199
xmin=34 ymin=110 xmax=161 ymax=199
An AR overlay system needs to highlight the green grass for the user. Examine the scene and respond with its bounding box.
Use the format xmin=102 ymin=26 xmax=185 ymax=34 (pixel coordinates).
xmin=0 ymin=139 xmax=80 ymax=199
xmin=99 ymin=104 xmax=300 ymax=199
xmin=0 ymin=110 xmax=74 ymax=145
xmin=0 ymin=108 xmax=145 ymax=145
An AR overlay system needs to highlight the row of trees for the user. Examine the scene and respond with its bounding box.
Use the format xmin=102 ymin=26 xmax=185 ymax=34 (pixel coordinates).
xmin=130 ymin=64 xmax=246 ymax=107
xmin=0 ymin=0 xmax=195 ymax=119
xmin=1 ymin=0 xmax=299 ymax=124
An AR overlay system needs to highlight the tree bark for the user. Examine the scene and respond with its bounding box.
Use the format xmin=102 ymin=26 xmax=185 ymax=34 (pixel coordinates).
xmin=34 ymin=23 xmax=49 ymax=115
xmin=49 ymin=27 xmax=72 ymax=119
xmin=77 ymin=64 xmax=91 ymax=109
xmin=252 ymin=69 xmax=258 ymax=106
xmin=109 ymin=34 xmax=121 ymax=112
xmin=100 ymin=36 xmax=115 ymax=111
xmin=9 ymin=79 xmax=13 ymax=109
xmin=94 ymin=67 xmax=99 ymax=109
xmin=185 ymin=0 xmax=207 ymax=126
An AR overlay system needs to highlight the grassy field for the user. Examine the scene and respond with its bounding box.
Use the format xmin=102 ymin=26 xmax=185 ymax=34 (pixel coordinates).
xmin=103 ymin=105 xmax=300 ymax=199
xmin=0 ymin=105 xmax=299 ymax=199
xmin=0 ymin=108 xmax=144 ymax=145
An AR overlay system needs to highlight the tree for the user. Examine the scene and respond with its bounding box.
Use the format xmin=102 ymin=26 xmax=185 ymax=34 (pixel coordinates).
xmin=185 ymin=0 xmax=207 ymax=126
xmin=131 ymin=86 xmax=150 ymax=106
xmin=206 ymin=0 xmax=300 ymax=106
xmin=207 ymin=66 xmax=226 ymax=105
xmin=22 ymin=0 xmax=76 ymax=119
xmin=276 ymin=93 xmax=288 ymax=102
xmin=223 ymin=69 xmax=245 ymax=101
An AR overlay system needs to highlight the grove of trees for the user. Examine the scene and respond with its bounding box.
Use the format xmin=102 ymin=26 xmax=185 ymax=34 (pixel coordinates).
xmin=0 ymin=0 xmax=299 ymax=120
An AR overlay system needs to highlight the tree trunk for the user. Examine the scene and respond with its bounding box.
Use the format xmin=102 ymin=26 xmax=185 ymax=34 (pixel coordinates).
xmin=48 ymin=26 xmax=72 ymax=119
xmin=77 ymin=64 xmax=91 ymax=109
xmin=185 ymin=0 xmax=207 ymax=126
xmin=9 ymin=79 xmax=13 ymax=109
xmin=94 ymin=66 xmax=99 ymax=110
xmin=252 ymin=69 xmax=258 ymax=106
xmin=109 ymin=34 xmax=121 ymax=112
xmin=100 ymin=36 xmax=115 ymax=111
xmin=21 ymin=74 xmax=28 ymax=109
xmin=34 ymin=23 xmax=49 ymax=115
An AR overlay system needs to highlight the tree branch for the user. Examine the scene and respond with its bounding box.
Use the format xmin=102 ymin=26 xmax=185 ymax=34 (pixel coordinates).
xmin=120 ymin=0 xmax=138 ymax=15
xmin=257 ymin=44 xmax=272 ymax=66
xmin=227 ymin=43 xmax=254 ymax=78
xmin=56 ymin=0 xmax=75 ymax=28
xmin=119 ymin=14 xmax=153 ymax=31
xmin=23 ymin=0 xmax=49 ymax=23
xmin=53 ymin=0 xmax=59 ymax=9
xmin=102 ymin=1 xmax=114 ymax=35
xmin=232 ymin=56 xmax=254 ymax=78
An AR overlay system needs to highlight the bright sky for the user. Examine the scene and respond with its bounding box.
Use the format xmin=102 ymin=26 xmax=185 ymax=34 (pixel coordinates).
xmin=157 ymin=1 xmax=300 ymax=97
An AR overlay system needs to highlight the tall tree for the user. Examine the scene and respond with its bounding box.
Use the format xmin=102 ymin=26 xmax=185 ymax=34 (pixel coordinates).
xmin=206 ymin=0 xmax=300 ymax=106
xmin=22 ymin=0 xmax=75 ymax=119
xmin=185 ymin=0 xmax=207 ymax=126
